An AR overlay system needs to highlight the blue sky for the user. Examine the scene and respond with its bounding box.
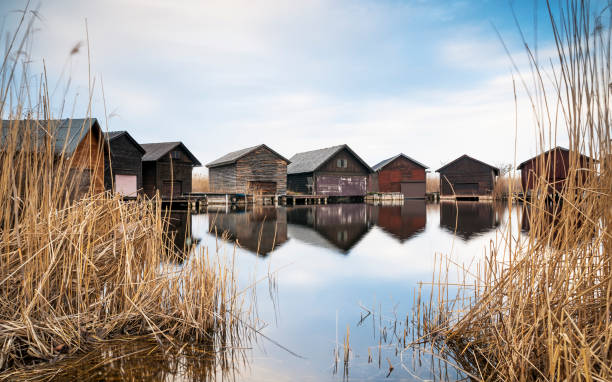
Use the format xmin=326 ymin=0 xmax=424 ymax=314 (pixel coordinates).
xmin=0 ymin=0 xmax=589 ymax=174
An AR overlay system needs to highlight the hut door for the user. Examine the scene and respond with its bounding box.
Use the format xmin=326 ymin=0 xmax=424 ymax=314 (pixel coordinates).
xmin=247 ymin=181 xmax=276 ymax=195
xmin=400 ymin=182 xmax=425 ymax=199
xmin=115 ymin=175 xmax=137 ymax=196
xmin=454 ymin=182 xmax=478 ymax=195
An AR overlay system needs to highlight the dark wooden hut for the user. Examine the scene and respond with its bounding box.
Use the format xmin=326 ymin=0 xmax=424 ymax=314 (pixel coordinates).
xmin=206 ymin=144 xmax=290 ymax=195
xmin=104 ymin=131 xmax=145 ymax=196
xmin=1 ymin=118 xmax=108 ymax=196
xmin=517 ymin=146 xmax=593 ymax=195
xmin=436 ymin=155 xmax=499 ymax=199
xmin=369 ymin=153 xmax=428 ymax=198
xmin=140 ymin=142 xmax=202 ymax=198
xmin=287 ymin=144 xmax=372 ymax=196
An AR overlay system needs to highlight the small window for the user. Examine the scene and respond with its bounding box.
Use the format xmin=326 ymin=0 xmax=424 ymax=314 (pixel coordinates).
xmin=336 ymin=159 xmax=347 ymax=168
xmin=170 ymin=150 xmax=181 ymax=160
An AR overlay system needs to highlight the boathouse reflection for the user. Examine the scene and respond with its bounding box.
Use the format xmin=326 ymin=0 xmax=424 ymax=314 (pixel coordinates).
xmin=439 ymin=201 xmax=504 ymax=240
xmin=369 ymin=200 xmax=427 ymax=242
xmin=207 ymin=206 xmax=288 ymax=256
xmin=287 ymin=204 xmax=372 ymax=254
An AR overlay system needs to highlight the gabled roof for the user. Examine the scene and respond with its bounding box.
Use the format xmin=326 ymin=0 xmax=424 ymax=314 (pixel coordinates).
xmin=1 ymin=118 xmax=105 ymax=155
xmin=436 ymin=154 xmax=499 ymax=176
xmin=287 ymin=144 xmax=373 ymax=175
xmin=104 ymin=131 xmax=145 ymax=154
xmin=140 ymin=141 xmax=202 ymax=166
xmin=206 ymin=144 xmax=290 ymax=168
xmin=517 ymin=146 xmax=595 ymax=169
xmin=371 ymin=153 xmax=428 ymax=172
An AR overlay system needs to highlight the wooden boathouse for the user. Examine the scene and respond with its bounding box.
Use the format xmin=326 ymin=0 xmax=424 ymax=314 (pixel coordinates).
xmin=369 ymin=153 xmax=428 ymax=199
xmin=517 ymin=146 xmax=594 ymax=195
xmin=104 ymin=131 xmax=145 ymax=196
xmin=287 ymin=144 xmax=372 ymax=197
xmin=1 ymin=118 xmax=108 ymax=196
xmin=140 ymin=142 xmax=202 ymax=198
xmin=206 ymin=144 xmax=290 ymax=195
xmin=436 ymin=155 xmax=499 ymax=200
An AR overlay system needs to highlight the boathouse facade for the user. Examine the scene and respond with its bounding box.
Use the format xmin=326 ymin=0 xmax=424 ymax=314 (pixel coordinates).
xmin=104 ymin=131 xmax=145 ymax=196
xmin=141 ymin=142 xmax=201 ymax=198
xmin=1 ymin=118 xmax=108 ymax=196
xmin=436 ymin=155 xmax=499 ymax=199
xmin=206 ymin=144 xmax=290 ymax=195
xmin=287 ymin=144 xmax=372 ymax=196
xmin=517 ymin=146 xmax=593 ymax=194
xmin=369 ymin=153 xmax=428 ymax=198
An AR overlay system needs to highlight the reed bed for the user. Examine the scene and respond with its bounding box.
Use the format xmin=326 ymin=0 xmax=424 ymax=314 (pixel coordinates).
xmin=426 ymin=175 xmax=440 ymax=194
xmin=193 ymin=173 xmax=210 ymax=193
xmin=492 ymin=175 xmax=521 ymax=200
xmin=0 ymin=10 xmax=249 ymax=377
xmin=412 ymin=1 xmax=611 ymax=380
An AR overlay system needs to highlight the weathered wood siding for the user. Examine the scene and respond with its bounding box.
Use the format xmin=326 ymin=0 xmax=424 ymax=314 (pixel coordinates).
xmin=71 ymin=128 xmax=105 ymax=195
xmin=104 ymin=134 xmax=143 ymax=193
xmin=235 ymin=147 xmax=287 ymax=194
xmin=142 ymin=162 xmax=156 ymax=197
xmin=287 ymin=173 xmax=314 ymax=194
xmin=142 ymin=146 xmax=195 ymax=198
xmin=375 ymin=156 xmax=426 ymax=198
xmin=209 ymin=164 xmax=237 ymax=193
xmin=439 ymin=156 xmax=496 ymax=197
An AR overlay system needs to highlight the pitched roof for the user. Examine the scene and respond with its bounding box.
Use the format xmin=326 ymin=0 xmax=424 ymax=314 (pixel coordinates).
xmin=371 ymin=153 xmax=428 ymax=172
xmin=287 ymin=144 xmax=373 ymax=174
xmin=436 ymin=154 xmax=500 ymax=176
xmin=517 ymin=146 xmax=595 ymax=169
xmin=140 ymin=142 xmax=202 ymax=166
xmin=206 ymin=144 xmax=290 ymax=168
xmin=104 ymin=131 xmax=145 ymax=154
xmin=1 ymin=118 xmax=103 ymax=155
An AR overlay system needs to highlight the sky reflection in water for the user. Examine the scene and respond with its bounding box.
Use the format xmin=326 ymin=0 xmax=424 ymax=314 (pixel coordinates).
xmin=190 ymin=201 xmax=518 ymax=381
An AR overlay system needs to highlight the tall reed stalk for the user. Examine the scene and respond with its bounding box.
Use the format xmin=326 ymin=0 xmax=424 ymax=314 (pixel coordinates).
xmin=413 ymin=1 xmax=611 ymax=380
xmin=0 ymin=8 xmax=248 ymax=376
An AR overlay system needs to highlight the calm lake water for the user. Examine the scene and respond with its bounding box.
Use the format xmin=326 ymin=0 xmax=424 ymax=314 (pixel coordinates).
xmin=191 ymin=200 xmax=516 ymax=381
xmin=43 ymin=201 xmax=521 ymax=381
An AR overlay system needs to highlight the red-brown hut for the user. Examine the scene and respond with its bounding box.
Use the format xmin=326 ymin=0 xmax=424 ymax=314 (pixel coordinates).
xmin=369 ymin=153 xmax=428 ymax=198
xmin=517 ymin=146 xmax=594 ymax=194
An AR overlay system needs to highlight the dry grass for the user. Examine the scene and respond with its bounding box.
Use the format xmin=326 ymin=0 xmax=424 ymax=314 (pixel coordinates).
xmin=492 ymin=175 xmax=521 ymax=200
xmin=426 ymin=175 xmax=440 ymax=193
xmin=0 ymin=10 xmax=248 ymax=376
xmin=193 ymin=173 xmax=210 ymax=193
xmin=412 ymin=1 xmax=611 ymax=380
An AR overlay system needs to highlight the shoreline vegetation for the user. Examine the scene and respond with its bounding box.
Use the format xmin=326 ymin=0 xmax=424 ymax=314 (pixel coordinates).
xmin=0 ymin=11 xmax=250 ymax=379
xmin=412 ymin=1 xmax=611 ymax=380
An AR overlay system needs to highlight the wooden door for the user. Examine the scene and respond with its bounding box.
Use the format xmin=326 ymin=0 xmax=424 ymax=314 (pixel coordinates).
xmin=115 ymin=175 xmax=138 ymax=196
xmin=247 ymin=181 xmax=277 ymax=194
xmin=400 ymin=182 xmax=425 ymax=199
xmin=162 ymin=181 xmax=182 ymax=198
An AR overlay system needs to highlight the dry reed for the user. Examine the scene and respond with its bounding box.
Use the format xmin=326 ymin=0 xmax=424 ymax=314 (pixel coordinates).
xmin=426 ymin=175 xmax=440 ymax=194
xmin=411 ymin=1 xmax=611 ymax=380
xmin=0 ymin=9 xmax=248 ymax=377
xmin=193 ymin=173 xmax=210 ymax=192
